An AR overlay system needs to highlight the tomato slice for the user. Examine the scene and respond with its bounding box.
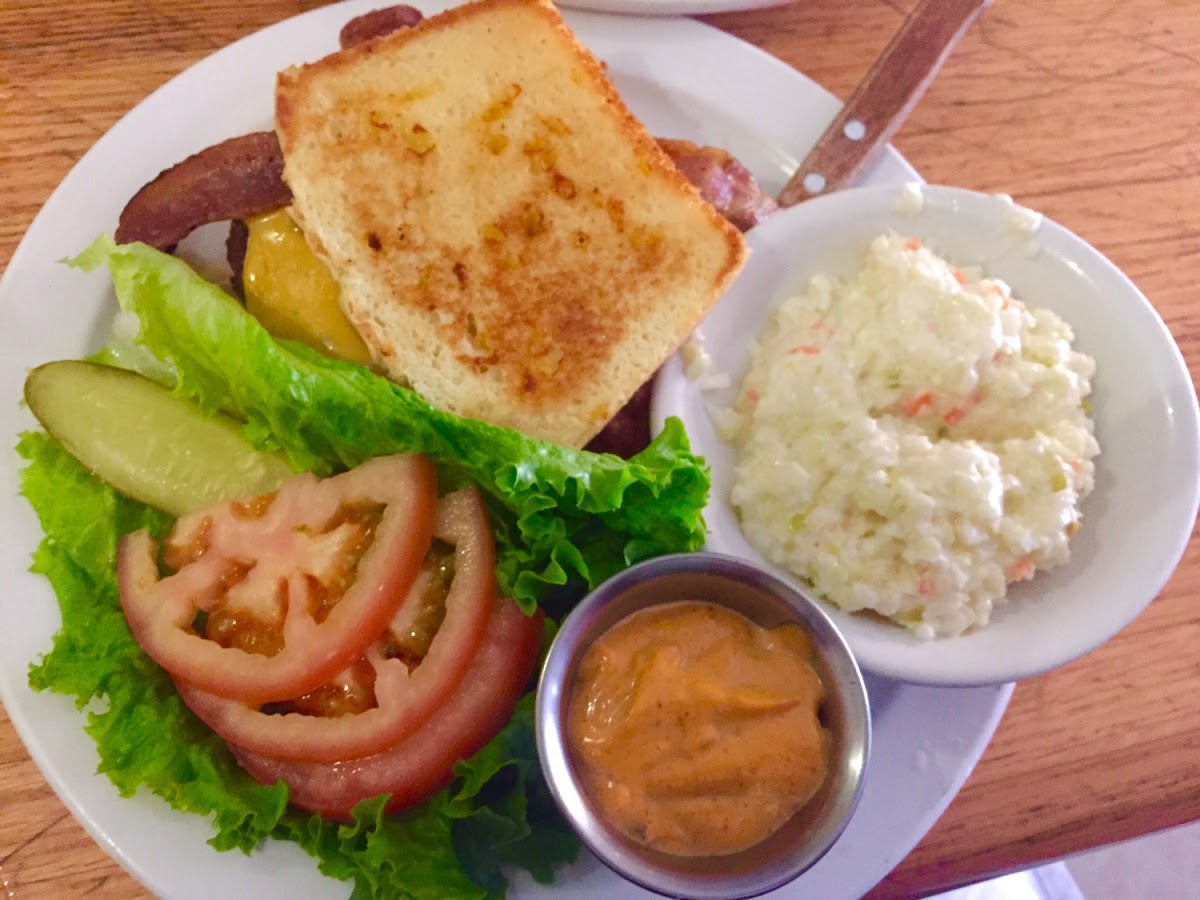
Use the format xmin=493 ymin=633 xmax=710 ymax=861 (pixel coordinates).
xmin=232 ymin=595 xmax=544 ymax=819
xmin=175 ymin=487 xmax=496 ymax=763
xmin=118 ymin=454 xmax=437 ymax=705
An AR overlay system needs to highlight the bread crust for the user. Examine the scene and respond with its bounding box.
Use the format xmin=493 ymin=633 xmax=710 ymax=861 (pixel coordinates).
xmin=277 ymin=0 xmax=746 ymax=446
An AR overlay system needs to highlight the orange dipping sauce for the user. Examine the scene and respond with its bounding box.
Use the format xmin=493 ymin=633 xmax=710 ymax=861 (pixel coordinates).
xmin=566 ymin=601 xmax=829 ymax=857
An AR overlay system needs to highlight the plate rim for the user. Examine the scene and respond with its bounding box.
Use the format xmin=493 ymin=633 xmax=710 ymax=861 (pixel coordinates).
xmin=558 ymin=0 xmax=794 ymax=18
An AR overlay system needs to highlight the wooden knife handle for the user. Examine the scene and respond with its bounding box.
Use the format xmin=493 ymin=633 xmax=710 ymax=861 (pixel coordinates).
xmin=777 ymin=0 xmax=993 ymax=207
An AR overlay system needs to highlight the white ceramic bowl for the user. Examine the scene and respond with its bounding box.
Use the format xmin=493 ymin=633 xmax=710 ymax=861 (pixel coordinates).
xmin=652 ymin=183 xmax=1200 ymax=687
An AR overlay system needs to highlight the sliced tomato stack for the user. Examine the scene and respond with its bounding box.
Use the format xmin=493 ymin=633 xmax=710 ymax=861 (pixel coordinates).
xmin=116 ymin=454 xmax=543 ymax=819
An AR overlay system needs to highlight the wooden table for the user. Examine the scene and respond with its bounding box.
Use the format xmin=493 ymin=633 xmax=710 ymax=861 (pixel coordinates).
xmin=1 ymin=0 xmax=1197 ymax=897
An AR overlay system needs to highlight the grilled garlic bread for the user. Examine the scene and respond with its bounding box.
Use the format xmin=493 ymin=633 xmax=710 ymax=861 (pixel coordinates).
xmin=275 ymin=0 xmax=746 ymax=446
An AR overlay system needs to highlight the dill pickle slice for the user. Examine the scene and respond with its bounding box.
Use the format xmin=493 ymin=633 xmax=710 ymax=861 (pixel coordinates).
xmin=24 ymin=360 xmax=293 ymax=516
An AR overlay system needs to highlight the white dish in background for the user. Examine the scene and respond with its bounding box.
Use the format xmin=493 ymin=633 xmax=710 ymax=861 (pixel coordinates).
xmin=557 ymin=0 xmax=792 ymax=18
xmin=0 ymin=3 xmax=1011 ymax=899
xmin=653 ymin=183 xmax=1200 ymax=687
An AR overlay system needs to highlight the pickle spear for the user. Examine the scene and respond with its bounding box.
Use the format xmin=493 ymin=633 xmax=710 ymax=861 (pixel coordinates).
xmin=24 ymin=360 xmax=293 ymax=516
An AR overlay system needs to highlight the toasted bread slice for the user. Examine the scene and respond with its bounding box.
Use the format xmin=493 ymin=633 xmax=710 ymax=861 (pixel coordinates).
xmin=276 ymin=0 xmax=747 ymax=446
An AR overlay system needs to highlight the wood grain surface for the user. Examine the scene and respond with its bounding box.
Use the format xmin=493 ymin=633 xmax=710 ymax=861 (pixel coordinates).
xmin=777 ymin=0 xmax=993 ymax=204
xmin=2 ymin=0 xmax=1198 ymax=897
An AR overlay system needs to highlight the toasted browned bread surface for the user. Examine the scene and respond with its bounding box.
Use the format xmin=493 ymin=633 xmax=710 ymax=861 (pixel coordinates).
xmin=276 ymin=0 xmax=747 ymax=446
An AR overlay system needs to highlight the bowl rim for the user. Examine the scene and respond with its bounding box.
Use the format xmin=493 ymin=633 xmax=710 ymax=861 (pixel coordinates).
xmin=535 ymin=550 xmax=871 ymax=900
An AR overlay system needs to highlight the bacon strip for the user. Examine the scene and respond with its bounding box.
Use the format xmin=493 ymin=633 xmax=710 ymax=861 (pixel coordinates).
xmin=584 ymin=380 xmax=653 ymax=458
xmin=116 ymin=6 xmax=426 ymax=251
xmin=115 ymin=131 xmax=293 ymax=249
xmin=658 ymin=138 xmax=778 ymax=233
xmin=226 ymin=219 xmax=250 ymax=298
xmin=339 ymin=4 xmax=425 ymax=49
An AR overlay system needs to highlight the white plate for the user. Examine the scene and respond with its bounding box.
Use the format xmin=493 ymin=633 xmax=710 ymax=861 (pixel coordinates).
xmin=557 ymin=0 xmax=792 ymax=19
xmin=652 ymin=184 xmax=1200 ymax=686
xmin=0 ymin=3 xmax=1011 ymax=898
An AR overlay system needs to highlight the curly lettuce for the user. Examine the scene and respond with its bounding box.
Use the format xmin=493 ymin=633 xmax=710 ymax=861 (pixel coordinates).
xmin=76 ymin=235 xmax=709 ymax=608
xmin=18 ymin=235 xmax=712 ymax=897
xmin=19 ymin=431 xmax=578 ymax=897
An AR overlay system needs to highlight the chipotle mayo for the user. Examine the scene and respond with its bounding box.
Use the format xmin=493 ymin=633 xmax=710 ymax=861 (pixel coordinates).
xmin=567 ymin=601 xmax=829 ymax=857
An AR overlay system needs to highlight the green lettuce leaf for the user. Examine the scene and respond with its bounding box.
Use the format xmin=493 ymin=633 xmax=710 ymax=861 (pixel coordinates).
xmin=74 ymin=235 xmax=709 ymax=609
xmin=19 ymin=234 xmax=710 ymax=897
xmin=447 ymin=696 xmax=580 ymax=893
xmin=19 ymin=432 xmax=577 ymax=898
xmin=277 ymin=698 xmax=577 ymax=900
xmin=19 ymin=432 xmax=290 ymax=852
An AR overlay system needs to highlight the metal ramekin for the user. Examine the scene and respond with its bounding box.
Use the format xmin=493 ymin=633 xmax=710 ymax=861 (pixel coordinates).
xmin=535 ymin=551 xmax=871 ymax=900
